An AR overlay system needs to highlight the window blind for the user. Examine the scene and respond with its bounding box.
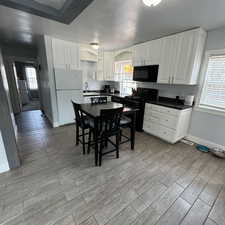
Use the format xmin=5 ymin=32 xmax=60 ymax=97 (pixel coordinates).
xmin=200 ymin=55 xmax=225 ymax=110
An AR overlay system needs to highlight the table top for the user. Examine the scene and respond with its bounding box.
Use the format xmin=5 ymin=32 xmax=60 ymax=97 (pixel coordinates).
xmin=80 ymin=102 xmax=138 ymax=118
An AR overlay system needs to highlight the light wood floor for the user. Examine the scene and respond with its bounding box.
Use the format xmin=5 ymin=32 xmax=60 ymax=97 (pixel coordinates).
xmin=1 ymin=112 xmax=225 ymax=225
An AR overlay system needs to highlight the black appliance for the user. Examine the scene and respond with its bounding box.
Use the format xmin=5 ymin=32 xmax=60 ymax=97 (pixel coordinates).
xmin=111 ymin=88 xmax=158 ymax=131
xmin=133 ymin=65 xmax=159 ymax=82
xmin=103 ymin=85 xmax=111 ymax=93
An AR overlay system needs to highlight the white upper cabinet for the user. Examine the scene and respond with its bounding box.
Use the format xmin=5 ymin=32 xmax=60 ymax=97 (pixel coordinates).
xmin=52 ymin=38 xmax=80 ymax=70
xmin=52 ymin=39 xmax=66 ymax=70
xmin=157 ymin=35 xmax=179 ymax=84
xmin=147 ymin=39 xmax=162 ymax=65
xmin=157 ymin=28 xmax=206 ymax=85
xmin=133 ymin=39 xmax=162 ymax=67
xmin=96 ymin=49 xmax=104 ymax=81
xmin=103 ymin=51 xmax=115 ymax=81
xmin=68 ymin=42 xmax=80 ymax=70
xmin=173 ymin=29 xmax=206 ymax=85
xmin=133 ymin=43 xmax=148 ymax=66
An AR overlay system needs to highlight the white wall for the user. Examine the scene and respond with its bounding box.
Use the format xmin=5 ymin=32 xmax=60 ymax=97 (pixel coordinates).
xmin=37 ymin=35 xmax=58 ymax=127
xmin=188 ymin=26 xmax=225 ymax=148
xmin=0 ymin=47 xmax=20 ymax=171
xmin=0 ymin=131 xmax=9 ymax=173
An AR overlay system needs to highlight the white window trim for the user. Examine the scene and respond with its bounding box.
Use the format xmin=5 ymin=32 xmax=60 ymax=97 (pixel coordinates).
xmin=114 ymin=60 xmax=136 ymax=95
xmin=195 ymin=49 xmax=225 ymax=117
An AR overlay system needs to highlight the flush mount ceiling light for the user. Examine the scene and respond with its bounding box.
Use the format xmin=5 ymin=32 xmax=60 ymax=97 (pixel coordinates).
xmin=90 ymin=43 xmax=99 ymax=50
xmin=143 ymin=0 xmax=162 ymax=7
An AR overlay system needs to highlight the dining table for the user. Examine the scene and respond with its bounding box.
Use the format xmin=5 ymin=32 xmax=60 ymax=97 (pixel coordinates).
xmin=79 ymin=102 xmax=139 ymax=166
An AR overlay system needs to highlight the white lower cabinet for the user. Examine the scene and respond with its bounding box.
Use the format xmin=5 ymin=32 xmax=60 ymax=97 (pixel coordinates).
xmin=143 ymin=103 xmax=192 ymax=143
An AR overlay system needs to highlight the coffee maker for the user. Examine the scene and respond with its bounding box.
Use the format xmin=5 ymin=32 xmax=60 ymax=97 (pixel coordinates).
xmin=103 ymin=85 xmax=111 ymax=93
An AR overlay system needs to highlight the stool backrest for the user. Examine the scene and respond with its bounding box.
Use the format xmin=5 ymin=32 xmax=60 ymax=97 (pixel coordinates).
xmin=71 ymin=101 xmax=86 ymax=127
xmin=99 ymin=107 xmax=123 ymax=134
xmin=91 ymin=97 xmax=107 ymax=105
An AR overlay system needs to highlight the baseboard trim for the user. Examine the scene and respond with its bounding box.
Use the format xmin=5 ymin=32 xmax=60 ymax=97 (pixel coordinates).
xmin=186 ymin=135 xmax=225 ymax=151
xmin=42 ymin=111 xmax=59 ymax=128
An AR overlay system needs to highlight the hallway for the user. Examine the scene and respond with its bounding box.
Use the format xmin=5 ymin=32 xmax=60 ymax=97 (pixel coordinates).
xmin=15 ymin=110 xmax=51 ymax=134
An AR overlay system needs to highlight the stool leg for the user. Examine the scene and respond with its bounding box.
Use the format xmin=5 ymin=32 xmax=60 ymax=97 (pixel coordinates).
xmin=88 ymin=129 xmax=92 ymax=154
xmin=76 ymin=123 xmax=79 ymax=146
xmin=82 ymin=129 xmax=85 ymax=155
xmin=99 ymin=138 xmax=103 ymax=166
xmin=116 ymin=134 xmax=120 ymax=158
xmin=120 ymin=130 xmax=122 ymax=142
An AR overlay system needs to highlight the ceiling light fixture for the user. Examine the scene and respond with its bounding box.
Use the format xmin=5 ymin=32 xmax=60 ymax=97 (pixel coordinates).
xmin=142 ymin=0 xmax=162 ymax=7
xmin=90 ymin=42 xmax=99 ymax=50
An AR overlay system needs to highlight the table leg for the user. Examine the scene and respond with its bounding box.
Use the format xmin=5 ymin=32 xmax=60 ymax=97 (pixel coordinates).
xmin=94 ymin=118 xmax=98 ymax=166
xmin=130 ymin=112 xmax=136 ymax=150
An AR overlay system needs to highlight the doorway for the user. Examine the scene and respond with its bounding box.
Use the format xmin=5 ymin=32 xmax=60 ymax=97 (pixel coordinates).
xmin=15 ymin=62 xmax=40 ymax=112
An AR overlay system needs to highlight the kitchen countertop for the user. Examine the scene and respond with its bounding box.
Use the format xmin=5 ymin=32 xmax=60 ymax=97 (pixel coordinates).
xmin=83 ymin=91 xmax=193 ymax=110
xmin=146 ymin=100 xmax=192 ymax=110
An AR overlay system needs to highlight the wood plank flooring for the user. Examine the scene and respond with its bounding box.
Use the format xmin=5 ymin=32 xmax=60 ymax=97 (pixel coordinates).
xmin=1 ymin=111 xmax=225 ymax=225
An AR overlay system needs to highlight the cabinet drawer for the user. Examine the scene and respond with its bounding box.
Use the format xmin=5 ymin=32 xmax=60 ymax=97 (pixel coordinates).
xmin=148 ymin=122 xmax=176 ymax=142
xmin=149 ymin=111 xmax=178 ymax=129
xmin=146 ymin=104 xmax=179 ymax=116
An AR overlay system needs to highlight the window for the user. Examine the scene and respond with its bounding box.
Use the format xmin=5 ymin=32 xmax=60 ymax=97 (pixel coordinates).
xmin=199 ymin=52 xmax=225 ymax=112
xmin=25 ymin=67 xmax=38 ymax=90
xmin=114 ymin=60 xmax=136 ymax=95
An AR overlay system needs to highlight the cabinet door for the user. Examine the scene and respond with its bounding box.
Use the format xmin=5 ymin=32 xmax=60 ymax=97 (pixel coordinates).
xmin=133 ymin=44 xmax=147 ymax=66
xmin=104 ymin=52 xmax=114 ymax=80
xmin=174 ymin=30 xmax=197 ymax=84
xmin=133 ymin=45 xmax=141 ymax=66
xmin=148 ymin=39 xmax=162 ymax=65
xmin=157 ymin=36 xmax=177 ymax=84
xmin=97 ymin=50 xmax=104 ymax=80
xmin=52 ymin=39 xmax=67 ymax=69
xmin=69 ymin=43 xmax=80 ymax=70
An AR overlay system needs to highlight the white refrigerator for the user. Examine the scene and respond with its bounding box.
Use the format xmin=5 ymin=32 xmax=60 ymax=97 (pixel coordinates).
xmin=55 ymin=68 xmax=83 ymax=126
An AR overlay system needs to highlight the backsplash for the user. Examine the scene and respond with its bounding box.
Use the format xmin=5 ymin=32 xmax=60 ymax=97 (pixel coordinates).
xmin=84 ymin=80 xmax=120 ymax=91
xmin=137 ymin=82 xmax=199 ymax=98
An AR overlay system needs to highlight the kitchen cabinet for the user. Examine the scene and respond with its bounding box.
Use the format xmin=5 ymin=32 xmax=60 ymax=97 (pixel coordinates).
xmin=80 ymin=45 xmax=98 ymax=62
xmin=157 ymin=28 xmax=206 ymax=85
xmin=133 ymin=39 xmax=162 ymax=66
xmin=148 ymin=39 xmax=162 ymax=65
xmin=133 ymin=43 xmax=148 ymax=66
xmin=157 ymin=35 xmax=179 ymax=84
xmin=173 ymin=29 xmax=206 ymax=84
xmin=103 ymin=51 xmax=115 ymax=81
xmin=143 ymin=103 xmax=192 ymax=143
xmin=96 ymin=49 xmax=104 ymax=80
xmin=52 ymin=38 xmax=80 ymax=70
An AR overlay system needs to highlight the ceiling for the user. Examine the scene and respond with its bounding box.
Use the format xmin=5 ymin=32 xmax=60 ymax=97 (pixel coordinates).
xmin=0 ymin=0 xmax=225 ymax=50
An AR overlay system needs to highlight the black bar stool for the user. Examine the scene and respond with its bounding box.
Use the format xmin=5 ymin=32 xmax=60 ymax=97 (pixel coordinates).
xmin=71 ymin=101 xmax=93 ymax=155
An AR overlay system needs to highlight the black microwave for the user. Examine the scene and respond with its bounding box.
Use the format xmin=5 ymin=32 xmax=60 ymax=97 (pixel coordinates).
xmin=133 ymin=65 xmax=159 ymax=82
